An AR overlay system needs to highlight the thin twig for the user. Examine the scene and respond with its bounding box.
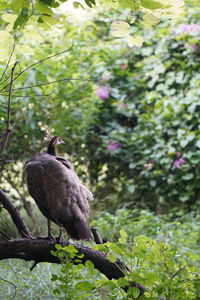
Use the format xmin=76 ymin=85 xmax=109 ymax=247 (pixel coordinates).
xmin=0 ymin=48 xmax=73 ymax=92
xmin=0 ymin=159 xmax=13 ymax=163
xmin=0 ymin=91 xmax=53 ymax=97
xmin=3 ymin=77 xmax=94 ymax=92
xmin=30 ymin=261 xmax=38 ymax=271
xmin=0 ymin=62 xmax=18 ymax=156
xmin=0 ymin=39 xmax=16 ymax=84
xmin=30 ymin=0 xmax=35 ymax=14
xmin=0 ymin=229 xmax=11 ymax=240
xmin=171 ymin=266 xmax=187 ymax=278
xmin=0 ymin=277 xmax=17 ymax=300
xmin=0 ymin=104 xmax=26 ymax=112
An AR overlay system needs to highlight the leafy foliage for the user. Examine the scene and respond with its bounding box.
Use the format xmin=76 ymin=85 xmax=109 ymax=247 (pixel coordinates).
xmin=1 ymin=1 xmax=200 ymax=299
xmin=52 ymin=209 xmax=200 ymax=299
xmin=1 ymin=1 xmax=200 ymax=213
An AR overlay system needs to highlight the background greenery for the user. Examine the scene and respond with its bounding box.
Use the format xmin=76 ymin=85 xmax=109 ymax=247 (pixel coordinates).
xmin=0 ymin=0 xmax=200 ymax=299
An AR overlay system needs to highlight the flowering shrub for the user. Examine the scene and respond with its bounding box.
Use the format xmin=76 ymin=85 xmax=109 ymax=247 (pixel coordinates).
xmin=96 ymin=86 xmax=110 ymax=100
xmin=1 ymin=1 xmax=200 ymax=214
xmin=52 ymin=210 xmax=200 ymax=299
xmin=79 ymin=3 xmax=200 ymax=212
xmin=107 ymin=142 xmax=121 ymax=151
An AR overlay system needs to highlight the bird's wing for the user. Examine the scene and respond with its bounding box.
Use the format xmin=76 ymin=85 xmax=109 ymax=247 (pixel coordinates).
xmin=56 ymin=155 xmax=94 ymax=205
xmin=24 ymin=153 xmax=92 ymax=240
xmin=23 ymin=157 xmax=52 ymax=220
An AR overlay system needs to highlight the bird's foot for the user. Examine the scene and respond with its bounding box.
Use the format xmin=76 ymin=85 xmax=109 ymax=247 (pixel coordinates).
xmin=55 ymin=229 xmax=65 ymax=243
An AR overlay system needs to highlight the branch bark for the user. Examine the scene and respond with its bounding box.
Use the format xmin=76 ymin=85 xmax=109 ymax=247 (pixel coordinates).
xmin=0 ymin=238 xmax=146 ymax=294
xmin=0 ymin=189 xmax=33 ymax=238
xmin=0 ymin=189 xmax=147 ymax=295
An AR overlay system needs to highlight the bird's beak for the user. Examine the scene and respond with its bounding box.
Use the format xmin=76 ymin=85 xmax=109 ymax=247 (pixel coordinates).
xmin=60 ymin=139 xmax=65 ymax=144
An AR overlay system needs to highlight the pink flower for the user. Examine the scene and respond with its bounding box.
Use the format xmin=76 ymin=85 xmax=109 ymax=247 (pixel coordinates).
xmin=191 ymin=44 xmax=198 ymax=51
xmin=107 ymin=142 xmax=121 ymax=151
xmin=96 ymin=86 xmax=110 ymax=100
xmin=144 ymin=163 xmax=154 ymax=170
xmin=172 ymin=23 xmax=200 ymax=35
xmin=120 ymin=103 xmax=126 ymax=108
xmin=173 ymin=157 xmax=186 ymax=168
xmin=179 ymin=23 xmax=191 ymax=33
xmin=120 ymin=64 xmax=127 ymax=70
xmin=134 ymin=75 xmax=140 ymax=80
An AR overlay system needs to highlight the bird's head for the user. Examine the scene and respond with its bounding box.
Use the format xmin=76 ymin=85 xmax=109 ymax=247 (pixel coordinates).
xmin=47 ymin=135 xmax=64 ymax=156
xmin=50 ymin=136 xmax=65 ymax=147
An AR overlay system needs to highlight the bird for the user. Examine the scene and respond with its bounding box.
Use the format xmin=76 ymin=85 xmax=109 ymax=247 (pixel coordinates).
xmin=23 ymin=135 xmax=93 ymax=241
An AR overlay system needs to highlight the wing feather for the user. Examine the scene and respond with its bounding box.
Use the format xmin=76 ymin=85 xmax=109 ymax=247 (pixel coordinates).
xmin=24 ymin=152 xmax=92 ymax=240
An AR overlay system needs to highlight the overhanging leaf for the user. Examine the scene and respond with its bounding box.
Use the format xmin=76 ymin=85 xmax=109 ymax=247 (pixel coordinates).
xmin=141 ymin=0 xmax=164 ymax=9
xmin=1 ymin=13 xmax=17 ymax=23
xmin=127 ymin=35 xmax=144 ymax=47
xmin=143 ymin=12 xmax=160 ymax=26
xmin=111 ymin=21 xmax=130 ymax=37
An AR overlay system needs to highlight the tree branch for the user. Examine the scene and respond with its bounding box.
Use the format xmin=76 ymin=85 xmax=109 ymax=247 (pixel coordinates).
xmin=0 ymin=190 xmax=147 ymax=295
xmin=3 ymin=77 xmax=94 ymax=92
xmin=0 ymin=189 xmax=33 ymax=238
xmin=0 ymin=48 xmax=73 ymax=92
xmin=0 ymin=238 xmax=147 ymax=294
xmin=0 ymin=62 xmax=18 ymax=157
xmin=0 ymin=38 xmax=16 ymax=84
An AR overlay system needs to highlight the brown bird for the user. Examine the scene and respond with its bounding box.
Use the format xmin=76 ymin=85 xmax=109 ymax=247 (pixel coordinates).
xmin=23 ymin=135 xmax=93 ymax=241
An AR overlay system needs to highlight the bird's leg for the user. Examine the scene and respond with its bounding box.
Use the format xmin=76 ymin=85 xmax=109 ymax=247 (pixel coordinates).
xmin=47 ymin=219 xmax=54 ymax=239
xmin=56 ymin=227 xmax=64 ymax=243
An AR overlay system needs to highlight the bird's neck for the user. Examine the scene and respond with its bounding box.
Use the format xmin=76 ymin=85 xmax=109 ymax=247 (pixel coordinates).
xmin=47 ymin=141 xmax=57 ymax=156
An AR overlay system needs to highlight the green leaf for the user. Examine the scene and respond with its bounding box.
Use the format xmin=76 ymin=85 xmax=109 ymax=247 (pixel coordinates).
xmin=111 ymin=21 xmax=130 ymax=37
xmin=64 ymin=244 xmax=78 ymax=253
xmin=85 ymin=260 xmax=94 ymax=270
xmin=77 ymin=263 xmax=85 ymax=270
xmin=118 ymin=277 xmax=129 ymax=287
xmin=141 ymin=0 xmax=164 ymax=9
xmin=51 ymin=274 xmax=58 ymax=281
xmin=128 ymin=184 xmax=135 ymax=193
xmin=107 ymin=253 xmax=117 ymax=262
xmin=93 ymin=244 xmax=109 ymax=252
xmin=55 ymin=244 xmax=63 ymax=250
xmin=1 ymin=13 xmax=17 ymax=23
xmin=128 ymin=287 xmax=140 ymax=298
xmin=127 ymin=35 xmax=144 ymax=47
xmin=13 ymin=8 xmax=29 ymax=29
xmin=84 ymin=0 xmax=96 ymax=8
xmin=179 ymin=195 xmax=189 ymax=202
xmin=73 ymin=1 xmax=85 ymax=9
xmin=36 ymin=2 xmax=53 ymax=15
xmin=40 ymin=0 xmax=52 ymax=5
xmin=143 ymin=12 xmax=160 ymax=26
xmin=0 ymin=30 xmax=13 ymax=45
xmin=119 ymin=237 xmax=126 ymax=244
xmin=182 ymin=174 xmax=194 ymax=181
xmin=75 ymin=281 xmax=95 ymax=292
xmin=119 ymin=0 xmax=139 ymax=10
xmin=17 ymin=44 xmax=34 ymax=55
xmin=107 ymin=243 xmax=124 ymax=255
xmin=120 ymin=229 xmax=127 ymax=239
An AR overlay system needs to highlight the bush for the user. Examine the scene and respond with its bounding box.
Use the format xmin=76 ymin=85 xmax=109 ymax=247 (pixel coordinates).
xmin=52 ymin=209 xmax=200 ymax=299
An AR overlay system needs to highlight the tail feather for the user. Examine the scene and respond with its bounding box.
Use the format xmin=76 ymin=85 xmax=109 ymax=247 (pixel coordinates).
xmin=63 ymin=218 xmax=91 ymax=241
